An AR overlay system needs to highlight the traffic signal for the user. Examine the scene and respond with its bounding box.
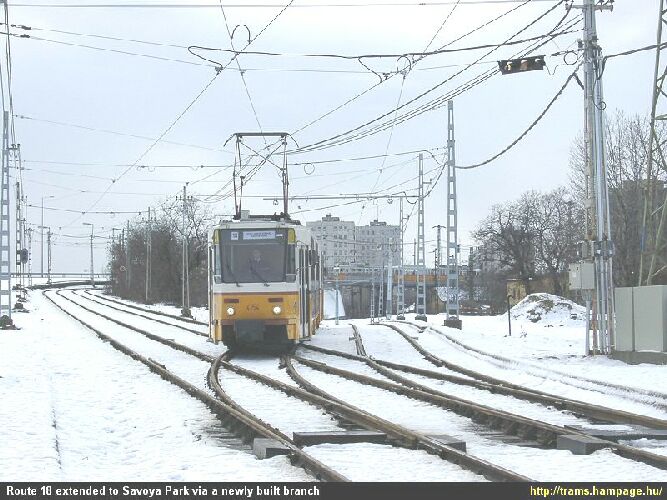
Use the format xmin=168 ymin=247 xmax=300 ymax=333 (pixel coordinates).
xmin=498 ymin=56 xmax=546 ymax=75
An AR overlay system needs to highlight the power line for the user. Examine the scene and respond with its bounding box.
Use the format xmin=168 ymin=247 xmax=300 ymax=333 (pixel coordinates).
xmin=8 ymin=1 xmax=564 ymax=8
xmin=288 ymin=0 xmax=534 ymax=140
xmin=59 ymin=0 xmax=296 ymax=229
xmin=304 ymin=12 xmax=578 ymax=156
xmin=14 ymin=114 xmax=226 ymax=152
xmin=456 ymin=63 xmax=581 ymax=170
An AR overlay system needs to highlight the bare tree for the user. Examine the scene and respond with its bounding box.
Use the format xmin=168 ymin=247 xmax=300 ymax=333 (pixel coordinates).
xmin=472 ymin=192 xmax=538 ymax=295
xmin=569 ymin=111 xmax=667 ymax=286
xmin=107 ymin=197 xmax=213 ymax=306
xmin=532 ymin=187 xmax=584 ymax=295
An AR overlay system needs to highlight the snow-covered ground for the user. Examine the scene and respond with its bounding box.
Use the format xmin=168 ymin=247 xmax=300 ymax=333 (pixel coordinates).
xmin=0 ymin=290 xmax=309 ymax=481
xmin=4 ymin=288 xmax=665 ymax=481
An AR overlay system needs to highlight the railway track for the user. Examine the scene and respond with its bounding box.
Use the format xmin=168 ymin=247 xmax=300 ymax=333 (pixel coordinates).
xmin=44 ymin=289 xmax=343 ymax=481
xmin=67 ymin=290 xmax=524 ymax=480
xmin=44 ymin=290 xmax=667 ymax=479
xmin=213 ymin=350 xmax=527 ymax=481
xmin=82 ymin=290 xmax=207 ymax=335
xmin=394 ymin=320 xmax=667 ymax=411
xmin=293 ymin=327 xmax=667 ymax=473
xmin=344 ymin=325 xmax=667 ymax=430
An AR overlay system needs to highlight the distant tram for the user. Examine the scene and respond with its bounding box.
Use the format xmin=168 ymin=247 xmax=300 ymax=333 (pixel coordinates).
xmin=208 ymin=214 xmax=323 ymax=349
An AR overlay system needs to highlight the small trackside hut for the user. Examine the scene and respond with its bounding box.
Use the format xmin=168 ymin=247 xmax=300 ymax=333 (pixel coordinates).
xmin=208 ymin=213 xmax=323 ymax=349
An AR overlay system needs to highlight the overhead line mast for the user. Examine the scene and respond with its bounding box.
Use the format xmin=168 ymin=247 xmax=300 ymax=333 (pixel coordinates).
xmin=571 ymin=0 xmax=614 ymax=354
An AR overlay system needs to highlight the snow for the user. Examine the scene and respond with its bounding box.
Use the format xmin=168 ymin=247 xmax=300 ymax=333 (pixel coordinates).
xmin=0 ymin=290 xmax=309 ymax=481
xmin=292 ymin=362 xmax=667 ymax=482
xmin=305 ymin=443 xmax=485 ymax=482
xmin=510 ymin=293 xmax=586 ymax=326
xmin=89 ymin=289 xmax=210 ymax=324
xmin=5 ymin=286 xmax=666 ymax=481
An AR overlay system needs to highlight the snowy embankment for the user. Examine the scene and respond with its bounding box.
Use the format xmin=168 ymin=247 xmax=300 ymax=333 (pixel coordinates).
xmin=0 ymin=290 xmax=309 ymax=481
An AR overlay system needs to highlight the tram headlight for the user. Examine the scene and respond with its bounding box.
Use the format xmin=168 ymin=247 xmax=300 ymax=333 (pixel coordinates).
xmin=272 ymin=306 xmax=282 ymax=315
xmin=226 ymin=307 xmax=235 ymax=316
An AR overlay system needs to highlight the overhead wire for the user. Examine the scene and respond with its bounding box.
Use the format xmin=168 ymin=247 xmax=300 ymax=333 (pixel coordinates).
xmin=293 ymin=0 xmax=573 ymax=154
xmin=58 ymin=0 xmax=296 ymax=229
xmin=359 ymin=0 xmax=460 ymax=223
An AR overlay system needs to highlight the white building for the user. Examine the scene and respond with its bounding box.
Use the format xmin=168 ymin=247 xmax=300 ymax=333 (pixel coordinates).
xmin=306 ymin=214 xmax=355 ymax=269
xmin=354 ymin=219 xmax=401 ymax=268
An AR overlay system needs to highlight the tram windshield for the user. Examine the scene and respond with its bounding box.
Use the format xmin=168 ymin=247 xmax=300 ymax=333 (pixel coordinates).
xmin=219 ymin=228 xmax=288 ymax=284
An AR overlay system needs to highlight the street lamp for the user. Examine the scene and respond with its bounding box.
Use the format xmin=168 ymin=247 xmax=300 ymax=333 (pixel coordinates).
xmin=38 ymin=226 xmax=51 ymax=284
xmin=41 ymin=195 xmax=55 ymax=277
xmin=83 ymin=223 xmax=95 ymax=287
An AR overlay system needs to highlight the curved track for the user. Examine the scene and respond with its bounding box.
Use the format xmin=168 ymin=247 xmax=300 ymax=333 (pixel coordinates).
xmin=45 ymin=289 xmax=344 ymax=482
xmin=291 ymin=343 xmax=667 ymax=475
xmin=395 ymin=320 xmax=667 ymax=408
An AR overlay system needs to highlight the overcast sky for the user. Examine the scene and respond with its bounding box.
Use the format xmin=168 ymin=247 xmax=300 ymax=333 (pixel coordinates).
xmin=5 ymin=0 xmax=658 ymax=273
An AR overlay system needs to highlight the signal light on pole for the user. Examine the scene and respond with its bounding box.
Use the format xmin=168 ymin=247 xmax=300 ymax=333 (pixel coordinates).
xmin=498 ymin=56 xmax=546 ymax=75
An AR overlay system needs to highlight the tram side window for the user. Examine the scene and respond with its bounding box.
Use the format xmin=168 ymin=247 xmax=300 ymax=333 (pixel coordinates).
xmin=286 ymin=244 xmax=296 ymax=282
xmin=213 ymin=243 xmax=222 ymax=284
xmin=310 ymin=250 xmax=316 ymax=280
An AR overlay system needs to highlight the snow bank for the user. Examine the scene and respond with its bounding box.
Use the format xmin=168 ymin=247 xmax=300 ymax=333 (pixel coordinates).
xmin=511 ymin=293 xmax=585 ymax=326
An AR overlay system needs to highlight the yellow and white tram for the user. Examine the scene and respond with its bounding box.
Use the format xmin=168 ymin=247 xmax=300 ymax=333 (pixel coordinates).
xmin=208 ymin=214 xmax=323 ymax=349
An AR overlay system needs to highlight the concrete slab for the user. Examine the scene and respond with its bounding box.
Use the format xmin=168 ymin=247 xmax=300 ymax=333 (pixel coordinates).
xmin=444 ymin=319 xmax=463 ymax=330
xmin=557 ymin=434 xmax=609 ymax=455
xmin=565 ymin=425 xmax=667 ymax=441
xmin=428 ymin=434 xmax=467 ymax=452
xmin=252 ymin=438 xmax=290 ymax=459
xmin=293 ymin=430 xmax=387 ymax=446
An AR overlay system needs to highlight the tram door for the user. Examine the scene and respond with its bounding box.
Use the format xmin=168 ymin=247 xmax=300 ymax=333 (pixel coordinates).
xmin=299 ymin=248 xmax=307 ymax=338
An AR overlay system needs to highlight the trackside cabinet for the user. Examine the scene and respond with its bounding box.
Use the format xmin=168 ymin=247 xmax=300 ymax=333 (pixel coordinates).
xmin=615 ymin=285 xmax=667 ymax=353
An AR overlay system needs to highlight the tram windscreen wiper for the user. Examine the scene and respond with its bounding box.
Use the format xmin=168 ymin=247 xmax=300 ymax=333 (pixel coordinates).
xmin=250 ymin=265 xmax=270 ymax=287
xmin=225 ymin=259 xmax=240 ymax=287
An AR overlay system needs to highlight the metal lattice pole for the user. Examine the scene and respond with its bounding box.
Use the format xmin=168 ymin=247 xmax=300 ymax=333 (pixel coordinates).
xmin=396 ymin=197 xmax=405 ymax=319
xmin=0 ymin=111 xmax=13 ymax=326
xmin=445 ymin=100 xmax=460 ymax=322
xmin=574 ymin=0 xmax=614 ymax=353
xmin=14 ymin=180 xmax=22 ymax=293
xmin=433 ymin=224 xmax=443 ymax=314
xmin=415 ymin=153 xmax=427 ymax=321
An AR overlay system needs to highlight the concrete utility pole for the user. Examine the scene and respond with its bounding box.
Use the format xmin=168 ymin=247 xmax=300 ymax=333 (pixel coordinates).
xmin=572 ymin=0 xmax=614 ymax=353
xmin=83 ymin=223 xmax=95 ymax=286
xmin=145 ymin=207 xmax=152 ymax=303
xmin=0 ymin=111 xmax=13 ymax=327
xmin=178 ymin=184 xmax=192 ymax=318
xmin=445 ymin=99 xmax=461 ymax=328
xmin=415 ymin=153 xmax=428 ymax=321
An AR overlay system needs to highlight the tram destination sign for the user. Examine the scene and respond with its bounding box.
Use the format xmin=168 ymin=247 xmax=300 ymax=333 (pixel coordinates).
xmin=242 ymin=230 xmax=276 ymax=240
